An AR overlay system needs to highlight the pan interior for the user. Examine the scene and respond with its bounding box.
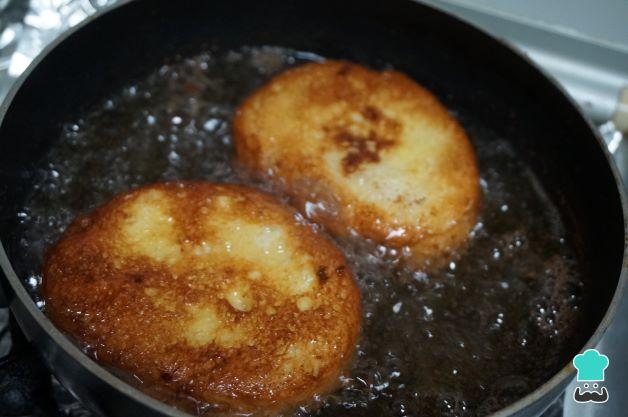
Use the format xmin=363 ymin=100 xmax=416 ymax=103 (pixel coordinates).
xmin=0 ymin=1 xmax=623 ymax=416
xmin=9 ymin=46 xmax=595 ymax=416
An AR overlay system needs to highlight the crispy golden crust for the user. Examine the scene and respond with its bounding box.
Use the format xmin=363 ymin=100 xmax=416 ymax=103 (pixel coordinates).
xmin=233 ymin=61 xmax=480 ymax=266
xmin=42 ymin=182 xmax=361 ymax=414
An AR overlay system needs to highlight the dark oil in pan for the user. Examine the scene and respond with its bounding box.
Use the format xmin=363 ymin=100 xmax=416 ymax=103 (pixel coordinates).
xmin=15 ymin=47 xmax=587 ymax=417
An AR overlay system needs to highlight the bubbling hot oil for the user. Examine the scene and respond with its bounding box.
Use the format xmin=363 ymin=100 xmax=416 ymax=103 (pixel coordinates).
xmin=15 ymin=47 xmax=586 ymax=417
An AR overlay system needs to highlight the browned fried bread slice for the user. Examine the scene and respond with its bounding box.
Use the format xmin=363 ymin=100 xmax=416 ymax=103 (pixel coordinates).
xmin=233 ymin=61 xmax=480 ymax=266
xmin=42 ymin=182 xmax=361 ymax=415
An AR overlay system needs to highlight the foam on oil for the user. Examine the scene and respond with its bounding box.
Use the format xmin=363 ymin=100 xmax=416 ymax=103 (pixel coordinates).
xmin=15 ymin=47 xmax=586 ymax=417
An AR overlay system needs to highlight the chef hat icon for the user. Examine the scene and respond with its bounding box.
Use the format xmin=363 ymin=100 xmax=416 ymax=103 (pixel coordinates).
xmin=573 ymin=349 xmax=609 ymax=382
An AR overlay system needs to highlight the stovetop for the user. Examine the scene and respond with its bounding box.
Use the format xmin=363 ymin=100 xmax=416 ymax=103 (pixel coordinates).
xmin=0 ymin=1 xmax=625 ymax=417
xmin=0 ymin=313 xmax=93 ymax=417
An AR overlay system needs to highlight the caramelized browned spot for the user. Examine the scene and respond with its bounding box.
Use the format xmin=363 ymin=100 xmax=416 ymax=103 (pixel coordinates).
xmin=317 ymin=266 xmax=329 ymax=283
xmin=362 ymin=105 xmax=380 ymax=121
xmin=336 ymin=64 xmax=351 ymax=76
xmin=334 ymin=131 xmax=396 ymax=174
xmin=328 ymin=106 xmax=400 ymax=174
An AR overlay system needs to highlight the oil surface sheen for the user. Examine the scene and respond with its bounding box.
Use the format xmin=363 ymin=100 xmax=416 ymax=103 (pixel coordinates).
xmin=15 ymin=47 xmax=586 ymax=417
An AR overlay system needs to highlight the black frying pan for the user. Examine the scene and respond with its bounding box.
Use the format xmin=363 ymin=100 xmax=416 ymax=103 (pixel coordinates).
xmin=0 ymin=1 xmax=626 ymax=416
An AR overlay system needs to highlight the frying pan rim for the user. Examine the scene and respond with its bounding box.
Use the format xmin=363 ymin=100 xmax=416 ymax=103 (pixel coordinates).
xmin=0 ymin=0 xmax=626 ymax=416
